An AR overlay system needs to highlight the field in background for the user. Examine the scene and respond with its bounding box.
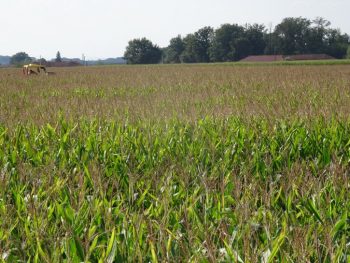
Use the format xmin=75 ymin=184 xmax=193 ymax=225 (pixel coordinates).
xmin=0 ymin=64 xmax=349 ymax=262
xmin=1 ymin=64 xmax=350 ymax=126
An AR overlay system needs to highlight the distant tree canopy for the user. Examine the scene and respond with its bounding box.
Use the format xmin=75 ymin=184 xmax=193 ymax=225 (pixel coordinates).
xmin=347 ymin=45 xmax=350 ymax=59
xmin=10 ymin=52 xmax=31 ymax=65
xmin=56 ymin=51 xmax=62 ymax=62
xmin=124 ymin=38 xmax=162 ymax=64
xmin=273 ymin=17 xmax=349 ymax=58
xmin=126 ymin=17 xmax=349 ymax=64
xmin=167 ymin=28 xmax=215 ymax=64
xmin=164 ymin=35 xmax=185 ymax=63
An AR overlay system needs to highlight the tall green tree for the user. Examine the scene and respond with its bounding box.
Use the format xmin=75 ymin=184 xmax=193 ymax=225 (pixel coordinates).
xmin=274 ymin=17 xmax=312 ymax=54
xmin=245 ymin=24 xmax=267 ymax=55
xmin=347 ymin=45 xmax=350 ymax=59
xmin=209 ymin=24 xmax=244 ymax=62
xmin=306 ymin=17 xmax=331 ymax=53
xmin=233 ymin=37 xmax=253 ymax=60
xmin=180 ymin=27 xmax=214 ymax=63
xmin=164 ymin=35 xmax=185 ymax=63
xmin=180 ymin=34 xmax=197 ymax=63
xmin=193 ymin=26 xmax=214 ymax=62
xmin=124 ymin=38 xmax=162 ymax=64
xmin=10 ymin=52 xmax=31 ymax=65
xmin=55 ymin=51 xmax=62 ymax=62
xmin=274 ymin=17 xmax=349 ymax=57
xmin=264 ymin=32 xmax=279 ymax=55
xmin=324 ymin=29 xmax=349 ymax=58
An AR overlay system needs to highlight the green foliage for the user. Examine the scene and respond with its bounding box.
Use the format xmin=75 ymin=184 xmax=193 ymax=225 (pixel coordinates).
xmin=2 ymin=61 xmax=350 ymax=261
xmin=264 ymin=17 xmax=348 ymax=58
xmin=166 ymin=27 xmax=214 ymax=63
xmin=274 ymin=17 xmax=312 ymax=55
xmin=164 ymin=35 xmax=185 ymax=63
xmin=55 ymin=51 xmax=62 ymax=63
xmin=209 ymin=23 xmax=267 ymax=61
xmin=124 ymin=38 xmax=162 ymax=64
xmin=10 ymin=52 xmax=31 ymax=65
xmin=159 ymin=17 xmax=349 ymax=63
xmin=322 ymin=28 xmax=349 ymax=58
xmin=192 ymin=26 xmax=214 ymax=62
xmin=347 ymin=45 xmax=350 ymax=59
xmin=209 ymin=23 xmax=244 ymax=62
xmin=173 ymin=23 xmax=266 ymax=62
xmin=245 ymin=24 xmax=267 ymax=55
xmin=180 ymin=34 xmax=197 ymax=63
xmin=0 ymin=118 xmax=349 ymax=261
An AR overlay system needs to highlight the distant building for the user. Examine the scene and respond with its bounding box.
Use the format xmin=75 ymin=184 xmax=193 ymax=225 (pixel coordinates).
xmin=240 ymin=54 xmax=335 ymax=62
xmin=40 ymin=61 xmax=81 ymax=67
xmin=284 ymin=54 xmax=335 ymax=61
xmin=240 ymin=55 xmax=284 ymax=62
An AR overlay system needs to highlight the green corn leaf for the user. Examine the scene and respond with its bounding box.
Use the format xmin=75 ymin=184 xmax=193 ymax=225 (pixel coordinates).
xmin=89 ymin=235 xmax=99 ymax=255
xmin=331 ymin=212 xmax=347 ymax=241
xmin=106 ymin=238 xmax=117 ymax=263
xmin=150 ymin=240 xmax=158 ymax=263
xmin=268 ymin=220 xmax=286 ymax=263
xmin=64 ymin=205 xmax=75 ymax=225
xmin=106 ymin=229 xmax=116 ymax=256
xmin=74 ymin=236 xmax=85 ymax=261
xmin=305 ymin=199 xmax=323 ymax=224
xmin=223 ymin=239 xmax=244 ymax=263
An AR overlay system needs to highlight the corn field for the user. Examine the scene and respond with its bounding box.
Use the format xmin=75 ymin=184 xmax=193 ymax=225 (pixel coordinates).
xmin=0 ymin=64 xmax=349 ymax=262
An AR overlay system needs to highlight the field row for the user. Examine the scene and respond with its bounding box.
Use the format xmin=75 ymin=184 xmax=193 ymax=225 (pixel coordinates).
xmin=1 ymin=65 xmax=350 ymax=126
xmin=0 ymin=118 xmax=349 ymax=261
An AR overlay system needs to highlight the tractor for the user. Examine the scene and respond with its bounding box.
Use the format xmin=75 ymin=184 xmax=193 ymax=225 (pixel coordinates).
xmin=22 ymin=64 xmax=47 ymax=75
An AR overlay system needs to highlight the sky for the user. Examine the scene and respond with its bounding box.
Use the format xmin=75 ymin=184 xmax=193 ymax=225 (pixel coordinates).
xmin=1 ymin=0 xmax=349 ymax=60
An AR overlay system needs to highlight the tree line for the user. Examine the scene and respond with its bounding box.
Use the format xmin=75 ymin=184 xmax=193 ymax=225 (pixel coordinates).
xmin=124 ymin=17 xmax=350 ymax=64
xmin=10 ymin=51 xmax=63 ymax=66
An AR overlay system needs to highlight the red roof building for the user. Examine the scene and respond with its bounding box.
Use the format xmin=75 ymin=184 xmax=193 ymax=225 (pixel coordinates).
xmin=240 ymin=55 xmax=284 ymax=62
xmin=240 ymin=54 xmax=335 ymax=62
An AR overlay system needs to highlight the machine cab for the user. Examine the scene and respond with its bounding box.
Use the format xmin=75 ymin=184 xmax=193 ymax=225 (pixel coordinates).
xmin=23 ymin=64 xmax=47 ymax=75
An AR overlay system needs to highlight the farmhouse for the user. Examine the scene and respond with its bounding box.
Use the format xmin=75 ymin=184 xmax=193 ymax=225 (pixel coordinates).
xmin=41 ymin=61 xmax=81 ymax=67
xmin=240 ymin=54 xmax=335 ymax=62
xmin=240 ymin=55 xmax=284 ymax=62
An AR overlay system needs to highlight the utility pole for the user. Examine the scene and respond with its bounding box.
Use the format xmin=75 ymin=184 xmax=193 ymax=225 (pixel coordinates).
xmin=82 ymin=54 xmax=86 ymax=66
xmin=268 ymin=22 xmax=272 ymax=55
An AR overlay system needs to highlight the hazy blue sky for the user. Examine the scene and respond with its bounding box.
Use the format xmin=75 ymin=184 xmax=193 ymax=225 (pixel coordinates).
xmin=1 ymin=0 xmax=349 ymax=59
